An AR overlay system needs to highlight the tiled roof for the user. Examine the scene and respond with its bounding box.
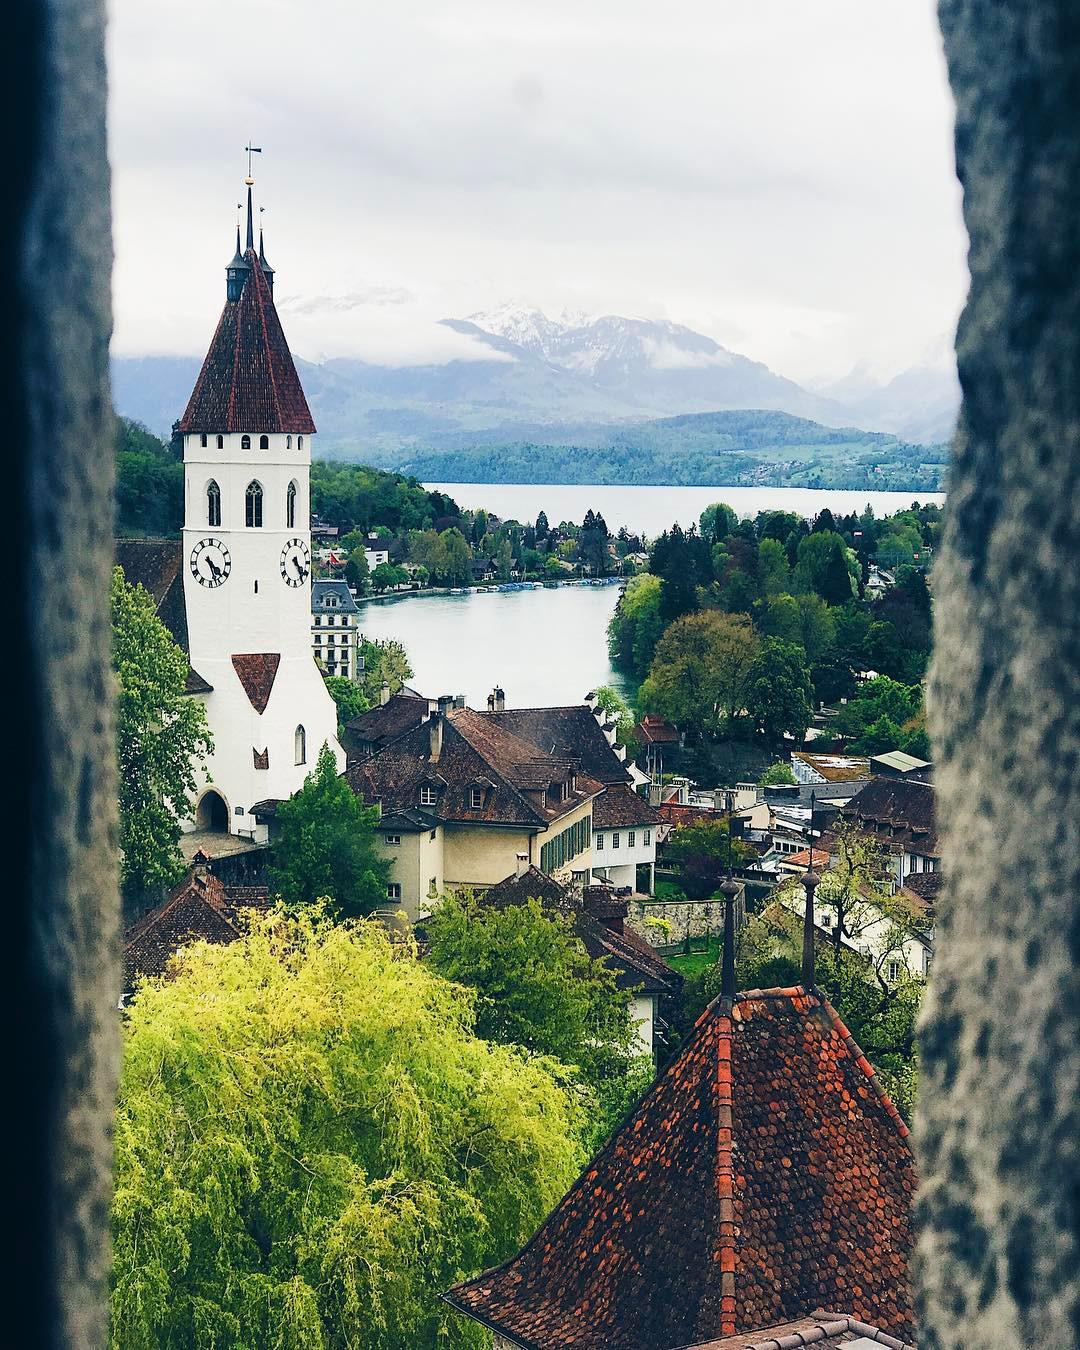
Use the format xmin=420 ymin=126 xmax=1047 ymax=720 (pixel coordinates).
xmin=592 ymin=783 xmax=662 ymax=828
xmin=231 ymin=653 xmax=281 ymax=714
xmin=347 ymin=708 xmax=602 ymax=828
xmin=123 ymin=869 xmax=270 ymax=991
xmin=343 ymin=693 xmax=430 ymax=756
xmin=636 ymin=714 xmax=680 ymax=744
xmin=445 ymin=986 xmax=915 ymax=1348
xmin=114 ymin=539 xmax=212 ymax=694
xmin=839 ymin=779 xmax=939 ymax=857
xmin=902 ymin=870 xmax=944 ymax=904
xmin=487 ymin=707 xmax=632 ymax=786
xmin=657 ymin=802 xmax=720 ymax=829
xmin=676 ymin=1310 xmax=915 ymax=1350
xmin=482 ymin=865 xmax=575 ymax=915
xmin=178 ymin=247 xmax=316 ymax=434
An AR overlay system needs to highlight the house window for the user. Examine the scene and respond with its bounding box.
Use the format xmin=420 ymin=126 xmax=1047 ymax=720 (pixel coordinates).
xmin=216 ymin=434 xmax=224 ymax=449
xmin=246 ymin=481 xmax=263 ymax=527
xmin=387 ymin=883 xmax=402 ymax=901
xmin=612 ymin=833 xmax=620 ymax=849
xmin=200 ymin=433 xmax=207 ymax=447
xmin=596 ymin=834 xmax=604 ymax=850
xmin=644 ymin=829 xmax=651 ymax=846
xmin=628 ymin=831 xmax=636 ymax=847
xmin=428 ymin=877 xmax=438 ymax=897
xmin=887 ymin=959 xmax=902 ymax=983
xmin=259 ymin=434 xmax=269 ymax=449
xmin=314 ymin=635 xmax=321 ymax=645
xmin=469 ymin=787 xmax=484 ymax=809
xmin=206 ymin=479 xmax=221 ymax=527
xmin=430 ymin=829 xmax=437 ymax=841
xmin=419 ymin=786 xmax=437 ymax=807
xmin=298 ymin=435 xmax=304 ymax=450
xmin=294 ymin=725 xmax=306 ymax=765
xmin=287 ymin=480 xmax=297 ymax=528
xmin=241 ymin=434 xmax=251 ymax=449
xmin=286 ymin=435 xmax=292 ymax=449
xmin=384 ymin=834 xmax=401 ymax=846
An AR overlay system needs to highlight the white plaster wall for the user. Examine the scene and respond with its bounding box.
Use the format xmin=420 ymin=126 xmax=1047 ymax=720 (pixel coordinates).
xmin=183 ymin=431 xmax=343 ymax=839
xmin=631 ymin=993 xmax=656 ymax=1057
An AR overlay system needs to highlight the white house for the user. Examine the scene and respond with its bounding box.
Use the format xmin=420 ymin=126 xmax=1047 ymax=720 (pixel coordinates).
xmin=591 ymin=784 xmax=662 ymax=895
xmin=311 ymin=578 xmax=360 ymax=679
xmin=138 ymin=172 xmax=343 ymax=842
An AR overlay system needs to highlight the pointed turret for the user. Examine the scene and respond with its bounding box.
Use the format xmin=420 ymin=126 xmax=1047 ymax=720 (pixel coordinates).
xmin=259 ymin=225 xmax=275 ymax=295
xmin=226 ymin=222 xmax=251 ymax=302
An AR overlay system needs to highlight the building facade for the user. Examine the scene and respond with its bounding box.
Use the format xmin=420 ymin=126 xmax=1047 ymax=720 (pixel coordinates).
xmin=311 ymin=578 xmax=360 ymax=679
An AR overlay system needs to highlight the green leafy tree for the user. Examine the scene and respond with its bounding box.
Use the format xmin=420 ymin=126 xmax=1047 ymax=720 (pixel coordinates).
xmin=759 ymin=761 xmax=797 ymax=787
xmin=344 ymin=546 xmax=370 ymax=592
xmin=115 ymin=418 xmax=184 ymax=537
xmin=699 ymin=501 xmax=738 ymax=544
xmin=269 ymin=744 xmax=390 ymax=918
xmin=665 ymin=818 xmax=757 ymax=900
xmin=425 ymin=893 xmax=651 ymax=1152
xmin=744 ymin=637 xmax=813 ymax=743
xmin=758 ymin=537 xmax=790 ymax=596
xmin=794 ymin=531 xmax=857 ymax=605
xmin=359 ymin=638 xmax=413 ymax=704
xmin=639 ymin=610 xmax=759 ymax=739
xmin=607 ymin=572 xmax=666 ymax=678
xmin=324 ymin=676 xmax=369 ymax=731
xmin=111 ymin=912 xmax=583 ymax=1349
xmin=495 ymin=537 xmax=514 ymax=581
xmin=439 ymin=528 xmax=473 ymax=586
xmin=112 ymin=568 xmax=212 ymax=901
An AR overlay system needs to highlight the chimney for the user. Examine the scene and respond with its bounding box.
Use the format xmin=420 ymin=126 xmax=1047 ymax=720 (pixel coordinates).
xmin=429 ymin=712 xmax=443 ymax=761
xmin=493 ymin=685 xmax=506 ymax=712
xmin=487 ymin=691 xmax=495 ymax=712
xmin=584 ymin=690 xmax=597 ymax=710
xmin=515 ymin=851 xmax=529 ymax=879
xmin=582 ymin=884 xmax=627 ymax=933
xmin=438 ymin=694 xmax=453 ymax=714
xmin=380 ymin=680 xmax=390 ymax=706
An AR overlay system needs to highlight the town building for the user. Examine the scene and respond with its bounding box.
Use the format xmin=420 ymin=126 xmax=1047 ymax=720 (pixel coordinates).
xmin=310 ymin=578 xmax=360 ymax=679
xmin=869 ymin=750 xmax=933 ymax=781
xmin=839 ymin=777 xmax=940 ymax=884
xmin=790 ymin=750 xmax=871 ymax=787
xmin=120 ymin=172 xmax=342 ymax=845
xmin=591 ymin=783 xmax=662 ymax=894
xmin=444 ymin=943 xmax=916 ymax=1345
xmin=347 ymin=707 xmax=602 ymax=919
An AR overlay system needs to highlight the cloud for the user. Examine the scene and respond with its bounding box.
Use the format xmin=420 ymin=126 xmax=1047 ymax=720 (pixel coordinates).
xmin=641 ymin=338 xmax=733 ymax=371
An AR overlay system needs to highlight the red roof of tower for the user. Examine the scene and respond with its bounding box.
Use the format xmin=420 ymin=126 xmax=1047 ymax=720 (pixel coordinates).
xmin=178 ymin=248 xmax=316 ymax=435
xmin=444 ymin=986 xmax=915 ymax=1349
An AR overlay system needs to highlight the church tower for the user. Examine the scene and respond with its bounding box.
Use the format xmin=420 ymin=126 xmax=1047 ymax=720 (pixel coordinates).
xmin=176 ymin=170 xmax=343 ymax=841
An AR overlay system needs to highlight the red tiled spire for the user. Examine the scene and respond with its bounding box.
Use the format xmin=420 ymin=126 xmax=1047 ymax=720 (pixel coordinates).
xmin=444 ymin=986 xmax=916 ymax=1349
xmin=178 ymin=245 xmax=315 ymax=435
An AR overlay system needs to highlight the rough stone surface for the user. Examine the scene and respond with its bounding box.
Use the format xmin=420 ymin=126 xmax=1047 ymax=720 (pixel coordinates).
xmin=6 ymin=0 xmax=119 ymax=1344
xmin=917 ymin=3 xmax=1080 ymax=1345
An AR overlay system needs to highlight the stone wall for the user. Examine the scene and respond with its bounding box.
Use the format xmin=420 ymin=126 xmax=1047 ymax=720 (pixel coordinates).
xmin=629 ymin=888 xmax=746 ymax=950
xmin=916 ymin=3 xmax=1080 ymax=1344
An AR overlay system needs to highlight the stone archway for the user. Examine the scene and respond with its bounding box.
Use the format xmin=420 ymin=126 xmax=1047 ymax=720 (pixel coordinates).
xmin=194 ymin=788 xmax=229 ymax=833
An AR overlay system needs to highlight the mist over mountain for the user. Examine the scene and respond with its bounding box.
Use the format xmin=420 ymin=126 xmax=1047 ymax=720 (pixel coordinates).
xmin=111 ymin=304 xmax=955 ymax=471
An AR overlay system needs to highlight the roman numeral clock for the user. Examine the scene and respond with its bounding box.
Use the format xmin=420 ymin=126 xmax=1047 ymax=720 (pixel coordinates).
xmin=190 ymin=537 xmax=232 ymax=588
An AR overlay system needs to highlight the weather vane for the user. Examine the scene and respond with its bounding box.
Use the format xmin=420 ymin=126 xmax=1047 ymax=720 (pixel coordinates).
xmin=244 ymin=142 xmax=262 ymax=184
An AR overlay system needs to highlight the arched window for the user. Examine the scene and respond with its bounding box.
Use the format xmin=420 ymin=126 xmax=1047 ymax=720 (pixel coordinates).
xmin=245 ymin=481 xmax=263 ymax=528
xmin=206 ymin=480 xmax=221 ymax=527
xmin=286 ymin=434 xmax=292 ymax=449
xmin=287 ymin=480 xmax=297 ymax=528
xmin=240 ymin=434 xmax=251 ymax=450
xmin=259 ymin=434 xmax=269 ymax=449
xmin=216 ymin=434 xmax=224 ymax=449
xmin=200 ymin=433 xmax=207 ymax=448
xmin=297 ymin=435 xmax=304 ymax=451
xmin=294 ymin=725 xmax=307 ymax=765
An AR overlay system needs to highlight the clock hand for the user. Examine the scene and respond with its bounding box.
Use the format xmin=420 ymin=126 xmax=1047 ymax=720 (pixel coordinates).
xmin=293 ymin=556 xmax=306 ymax=579
xmin=207 ymin=556 xmax=221 ymax=579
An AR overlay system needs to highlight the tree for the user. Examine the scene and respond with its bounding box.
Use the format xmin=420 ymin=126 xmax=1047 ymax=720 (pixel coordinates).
xmin=664 ymin=817 xmax=757 ymax=900
xmin=495 ymin=537 xmax=513 ymax=581
xmin=758 ymin=537 xmax=790 ymax=597
xmin=639 ymin=610 xmax=759 ymax=739
xmin=607 ymin=572 xmax=665 ymax=678
xmin=371 ymin=561 xmax=403 ymax=592
xmin=744 ymin=637 xmax=813 ymax=743
xmin=579 ymin=509 xmax=611 ymax=576
xmin=649 ymin=524 xmax=712 ymax=622
xmin=111 ymin=912 xmax=583 ymax=1349
xmin=759 ymin=761 xmax=797 ymax=787
xmin=593 ymin=685 xmax=636 ymax=746
xmin=425 ymin=893 xmax=651 ymax=1152
xmin=699 ymin=501 xmax=738 ymax=544
xmin=344 ymin=546 xmax=370 ymax=593
xmin=324 ymin=675 xmax=369 ymax=731
xmin=359 ymin=638 xmax=413 ymax=704
xmin=793 ymin=531 xmax=857 ymax=605
xmin=112 ymin=568 xmax=212 ymax=902
xmin=439 ymin=527 xmax=473 ymax=586
xmin=269 ymin=744 xmax=390 ymax=918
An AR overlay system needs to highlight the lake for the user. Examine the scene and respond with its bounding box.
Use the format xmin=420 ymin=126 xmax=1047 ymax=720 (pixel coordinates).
xmin=357 ymin=582 xmax=631 ymax=709
xmin=360 ymin=482 xmax=948 ymax=709
xmin=427 ymin=482 xmax=946 ymax=539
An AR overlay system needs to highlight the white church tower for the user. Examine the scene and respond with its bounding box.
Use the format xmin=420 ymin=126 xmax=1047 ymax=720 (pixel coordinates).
xmin=176 ymin=168 xmax=343 ymax=842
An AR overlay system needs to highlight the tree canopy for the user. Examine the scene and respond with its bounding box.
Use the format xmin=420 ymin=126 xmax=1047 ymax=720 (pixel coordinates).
xmin=639 ymin=610 xmax=759 ymax=739
xmin=112 ymin=567 xmax=212 ymax=904
xmin=269 ymin=743 xmax=390 ymax=919
xmin=111 ymin=913 xmax=584 ymax=1349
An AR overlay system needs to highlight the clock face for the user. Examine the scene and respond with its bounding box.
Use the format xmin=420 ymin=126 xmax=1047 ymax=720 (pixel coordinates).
xmin=189 ymin=537 xmax=232 ymax=588
xmin=280 ymin=537 xmax=311 ymax=587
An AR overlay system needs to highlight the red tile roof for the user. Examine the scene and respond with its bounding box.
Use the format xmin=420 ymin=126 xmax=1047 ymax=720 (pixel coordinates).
xmin=676 ymin=1310 xmax=915 ymax=1350
xmin=178 ymin=248 xmax=316 ymax=435
xmin=444 ymin=986 xmax=915 ymax=1348
xmin=231 ymin=653 xmax=281 ymax=714
xmin=839 ymin=779 xmax=939 ymax=857
xmin=636 ymin=714 xmax=680 ymax=744
xmin=122 ymin=869 xmax=270 ymax=990
xmin=487 ymin=707 xmax=632 ymax=786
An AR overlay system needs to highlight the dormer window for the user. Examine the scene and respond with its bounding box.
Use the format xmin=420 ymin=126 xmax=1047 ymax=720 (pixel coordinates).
xmin=241 ymin=435 xmax=251 ymax=450
xmin=419 ymin=786 xmax=437 ymax=807
xmin=469 ymin=787 xmax=484 ymax=810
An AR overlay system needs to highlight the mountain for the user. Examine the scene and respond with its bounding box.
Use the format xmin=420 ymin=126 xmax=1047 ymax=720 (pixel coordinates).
xmin=110 ymin=307 xmax=950 ymax=482
xmin=398 ymin=409 xmax=950 ymax=493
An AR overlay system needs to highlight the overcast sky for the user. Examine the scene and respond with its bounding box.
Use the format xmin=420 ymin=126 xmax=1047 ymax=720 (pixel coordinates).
xmin=107 ymin=0 xmax=967 ymax=383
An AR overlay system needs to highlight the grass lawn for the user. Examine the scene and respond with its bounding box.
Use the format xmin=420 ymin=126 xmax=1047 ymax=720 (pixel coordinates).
xmin=667 ymin=940 xmax=722 ymax=979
